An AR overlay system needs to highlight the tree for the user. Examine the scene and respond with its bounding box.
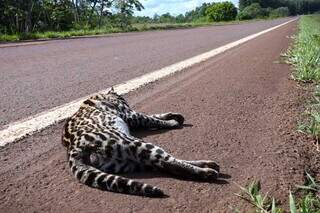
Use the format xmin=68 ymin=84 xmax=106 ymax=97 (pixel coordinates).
xmin=1 ymin=0 xmax=320 ymax=36
xmin=159 ymin=13 xmax=175 ymax=23
xmin=175 ymin=14 xmax=185 ymax=23
xmin=206 ymin=2 xmax=237 ymax=22
xmin=237 ymin=3 xmax=265 ymax=20
xmin=239 ymin=0 xmax=320 ymax=15
xmin=153 ymin=13 xmax=160 ymax=23
xmin=113 ymin=0 xmax=144 ymax=29
xmin=97 ymin=0 xmax=112 ymax=28
xmin=239 ymin=0 xmax=252 ymax=10
xmin=239 ymin=0 xmax=283 ymax=10
xmin=185 ymin=2 xmax=214 ymax=22
xmin=131 ymin=16 xmax=152 ymax=24
xmin=269 ymin=7 xmax=290 ymax=18
xmin=51 ymin=0 xmax=75 ymax=30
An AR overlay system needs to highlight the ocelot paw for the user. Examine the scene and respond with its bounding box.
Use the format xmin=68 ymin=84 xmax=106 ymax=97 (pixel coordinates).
xmin=193 ymin=160 xmax=220 ymax=172
xmin=200 ymin=168 xmax=219 ymax=180
xmin=165 ymin=113 xmax=184 ymax=126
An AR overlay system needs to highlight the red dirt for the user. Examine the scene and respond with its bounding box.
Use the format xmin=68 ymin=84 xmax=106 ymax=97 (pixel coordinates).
xmin=0 ymin=20 xmax=318 ymax=213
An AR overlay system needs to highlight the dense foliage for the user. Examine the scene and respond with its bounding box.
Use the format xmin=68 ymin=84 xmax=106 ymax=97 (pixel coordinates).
xmin=206 ymin=2 xmax=237 ymax=22
xmin=239 ymin=0 xmax=320 ymax=15
xmin=132 ymin=2 xmax=216 ymax=24
xmin=269 ymin=7 xmax=290 ymax=18
xmin=238 ymin=3 xmax=266 ymax=20
xmin=0 ymin=0 xmax=144 ymax=34
xmin=133 ymin=0 xmax=320 ymax=24
xmin=1 ymin=0 xmax=320 ymax=37
xmin=184 ymin=2 xmax=214 ymax=22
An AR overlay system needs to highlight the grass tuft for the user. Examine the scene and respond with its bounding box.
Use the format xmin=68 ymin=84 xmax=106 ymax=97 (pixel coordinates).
xmin=234 ymin=180 xmax=281 ymax=213
xmin=285 ymin=15 xmax=320 ymax=82
xmin=234 ymin=173 xmax=320 ymax=213
xmin=298 ymin=86 xmax=320 ymax=151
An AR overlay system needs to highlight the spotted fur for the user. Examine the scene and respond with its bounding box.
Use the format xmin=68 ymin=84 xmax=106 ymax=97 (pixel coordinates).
xmin=62 ymin=88 xmax=220 ymax=197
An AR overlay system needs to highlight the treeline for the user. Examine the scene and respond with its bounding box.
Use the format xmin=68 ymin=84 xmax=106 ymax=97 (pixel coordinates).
xmin=239 ymin=0 xmax=320 ymax=15
xmin=1 ymin=0 xmax=320 ymax=35
xmin=133 ymin=0 xmax=320 ymax=24
xmin=0 ymin=0 xmax=144 ymax=34
xmin=132 ymin=2 xmax=215 ymax=24
xmin=238 ymin=0 xmax=320 ymax=20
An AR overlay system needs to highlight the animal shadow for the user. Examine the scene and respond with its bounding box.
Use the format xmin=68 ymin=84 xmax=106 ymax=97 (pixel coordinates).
xmin=129 ymin=123 xmax=231 ymax=187
xmin=132 ymin=123 xmax=193 ymax=139
xmin=123 ymin=170 xmax=231 ymax=185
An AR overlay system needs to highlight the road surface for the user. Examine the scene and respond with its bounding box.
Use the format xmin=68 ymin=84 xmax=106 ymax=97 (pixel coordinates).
xmin=0 ymin=18 xmax=292 ymax=126
xmin=1 ymin=19 xmax=316 ymax=213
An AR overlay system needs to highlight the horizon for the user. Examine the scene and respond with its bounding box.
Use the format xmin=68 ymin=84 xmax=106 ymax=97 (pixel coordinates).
xmin=135 ymin=0 xmax=239 ymax=17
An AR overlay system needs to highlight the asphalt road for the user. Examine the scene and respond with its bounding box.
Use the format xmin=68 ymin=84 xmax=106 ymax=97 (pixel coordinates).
xmin=0 ymin=18 xmax=293 ymax=127
xmin=1 ymin=20 xmax=313 ymax=213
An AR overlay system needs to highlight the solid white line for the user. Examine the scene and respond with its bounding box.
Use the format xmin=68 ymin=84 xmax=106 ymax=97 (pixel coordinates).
xmin=0 ymin=18 xmax=297 ymax=147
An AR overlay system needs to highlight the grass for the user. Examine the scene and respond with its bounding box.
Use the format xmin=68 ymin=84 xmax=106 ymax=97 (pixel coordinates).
xmin=285 ymin=14 xmax=320 ymax=151
xmin=234 ymin=180 xmax=275 ymax=212
xmin=132 ymin=19 xmax=255 ymax=31
xmin=285 ymin=15 xmax=320 ymax=82
xmin=234 ymin=173 xmax=320 ymax=213
xmin=233 ymin=19 xmax=320 ymax=208
xmin=252 ymin=13 xmax=320 ymax=213
xmin=298 ymin=86 xmax=320 ymax=151
xmin=0 ymin=18 xmax=272 ymax=42
xmin=0 ymin=27 xmax=125 ymax=42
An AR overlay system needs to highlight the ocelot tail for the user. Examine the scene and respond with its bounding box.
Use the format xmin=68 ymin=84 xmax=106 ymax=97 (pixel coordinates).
xmin=62 ymin=88 xmax=220 ymax=197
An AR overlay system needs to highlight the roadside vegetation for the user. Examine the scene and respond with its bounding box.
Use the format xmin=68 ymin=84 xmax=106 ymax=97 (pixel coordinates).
xmin=0 ymin=19 xmax=258 ymax=42
xmin=286 ymin=15 xmax=320 ymax=82
xmin=298 ymin=85 xmax=320 ymax=152
xmin=285 ymin=14 xmax=320 ymax=149
xmin=1 ymin=0 xmax=320 ymax=42
xmin=232 ymin=14 xmax=320 ymax=213
xmin=234 ymin=173 xmax=320 ymax=212
xmin=237 ymin=13 xmax=320 ymax=213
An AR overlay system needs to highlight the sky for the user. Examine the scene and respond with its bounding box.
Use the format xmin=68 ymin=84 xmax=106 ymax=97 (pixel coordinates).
xmin=135 ymin=0 xmax=239 ymax=17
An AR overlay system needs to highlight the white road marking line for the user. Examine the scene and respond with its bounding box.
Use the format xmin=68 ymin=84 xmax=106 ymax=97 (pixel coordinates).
xmin=0 ymin=18 xmax=297 ymax=147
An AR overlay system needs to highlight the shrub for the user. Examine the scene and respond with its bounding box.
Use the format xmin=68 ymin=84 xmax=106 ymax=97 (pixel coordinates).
xmin=263 ymin=7 xmax=273 ymax=17
xmin=206 ymin=2 xmax=237 ymax=22
xmin=269 ymin=7 xmax=290 ymax=18
xmin=237 ymin=3 xmax=265 ymax=20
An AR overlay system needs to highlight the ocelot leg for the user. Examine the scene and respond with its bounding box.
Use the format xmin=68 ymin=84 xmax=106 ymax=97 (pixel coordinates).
xmin=124 ymin=111 xmax=184 ymax=129
xmin=151 ymin=112 xmax=184 ymax=126
xmin=159 ymin=158 xmax=219 ymax=180
xmin=182 ymin=160 xmax=220 ymax=172
xmin=130 ymin=139 xmax=219 ymax=180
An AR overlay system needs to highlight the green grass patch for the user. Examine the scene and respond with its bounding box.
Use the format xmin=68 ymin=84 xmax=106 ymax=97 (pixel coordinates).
xmin=298 ymin=86 xmax=320 ymax=151
xmin=285 ymin=15 xmax=320 ymax=82
xmin=0 ymin=27 xmax=125 ymax=42
xmin=0 ymin=34 xmax=19 ymax=42
xmin=234 ymin=173 xmax=320 ymax=213
xmin=285 ymin=15 xmax=320 ymax=150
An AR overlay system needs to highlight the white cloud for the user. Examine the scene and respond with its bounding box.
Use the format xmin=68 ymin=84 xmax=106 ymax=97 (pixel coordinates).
xmin=135 ymin=0 xmax=239 ymax=17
